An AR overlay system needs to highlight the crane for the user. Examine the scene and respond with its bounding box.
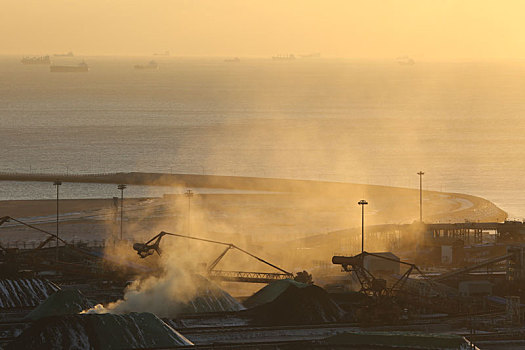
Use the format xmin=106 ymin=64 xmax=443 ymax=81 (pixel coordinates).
xmin=133 ymin=231 xmax=294 ymax=283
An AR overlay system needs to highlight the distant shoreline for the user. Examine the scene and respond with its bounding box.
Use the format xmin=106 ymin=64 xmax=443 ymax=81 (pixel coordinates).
xmin=0 ymin=172 xmax=508 ymax=223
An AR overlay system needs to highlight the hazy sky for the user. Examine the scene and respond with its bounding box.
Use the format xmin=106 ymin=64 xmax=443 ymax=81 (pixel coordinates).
xmin=2 ymin=0 xmax=525 ymax=60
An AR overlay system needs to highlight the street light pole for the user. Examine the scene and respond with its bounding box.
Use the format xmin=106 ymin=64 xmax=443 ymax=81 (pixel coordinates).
xmin=185 ymin=189 xmax=194 ymax=237
xmin=53 ymin=180 xmax=62 ymax=261
xmin=117 ymin=184 xmax=127 ymax=240
xmin=417 ymin=171 xmax=424 ymax=222
xmin=358 ymin=199 xmax=368 ymax=253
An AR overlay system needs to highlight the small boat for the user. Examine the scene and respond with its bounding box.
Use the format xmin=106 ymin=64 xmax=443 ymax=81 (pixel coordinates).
xmin=224 ymin=57 xmax=240 ymax=63
xmin=50 ymin=61 xmax=89 ymax=73
xmin=134 ymin=61 xmax=159 ymax=70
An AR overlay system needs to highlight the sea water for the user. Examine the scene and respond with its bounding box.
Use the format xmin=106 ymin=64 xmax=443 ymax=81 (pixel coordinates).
xmin=1 ymin=56 xmax=525 ymax=216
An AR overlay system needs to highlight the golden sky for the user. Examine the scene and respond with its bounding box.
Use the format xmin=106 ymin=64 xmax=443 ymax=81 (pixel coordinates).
xmin=2 ymin=0 xmax=524 ymax=60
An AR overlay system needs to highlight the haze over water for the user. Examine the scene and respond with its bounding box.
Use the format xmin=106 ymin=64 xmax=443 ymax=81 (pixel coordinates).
xmin=1 ymin=56 xmax=525 ymax=217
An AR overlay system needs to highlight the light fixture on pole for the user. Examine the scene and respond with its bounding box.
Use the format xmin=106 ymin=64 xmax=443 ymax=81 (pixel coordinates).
xmin=358 ymin=199 xmax=368 ymax=253
xmin=117 ymin=184 xmax=127 ymax=240
xmin=417 ymin=171 xmax=424 ymax=222
xmin=53 ymin=180 xmax=62 ymax=261
xmin=185 ymin=189 xmax=194 ymax=237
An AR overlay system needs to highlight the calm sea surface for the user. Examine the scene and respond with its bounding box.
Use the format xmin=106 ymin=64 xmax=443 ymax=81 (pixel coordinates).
xmin=1 ymin=56 xmax=525 ymax=216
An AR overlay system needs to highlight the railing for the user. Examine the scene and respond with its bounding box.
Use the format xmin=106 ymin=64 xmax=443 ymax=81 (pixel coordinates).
xmin=0 ymin=171 xmax=120 ymax=178
xmin=1 ymin=238 xmax=134 ymax=250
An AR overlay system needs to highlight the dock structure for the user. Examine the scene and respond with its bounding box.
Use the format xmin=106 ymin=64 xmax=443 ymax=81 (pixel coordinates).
xmin=426 ymin=221 xmax=525 ymax=243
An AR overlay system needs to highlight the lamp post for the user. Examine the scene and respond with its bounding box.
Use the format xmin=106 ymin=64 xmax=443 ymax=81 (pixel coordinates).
xmin=358 ymin=199 xmax=368 ymax=253
xmin=117 ymin=184 xmax=127 ymax=240
xmin=53 ymin=180 xmax=62 ymax=261
xmin=185 ymin=189 xmax=194 ymax=236
xmin=417 ymin=171 xmax=424 ymax=222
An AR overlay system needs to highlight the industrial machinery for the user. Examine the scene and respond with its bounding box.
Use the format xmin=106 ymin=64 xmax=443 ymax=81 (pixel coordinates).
xmin=0 ymin=216 xmax=143 ymax=279
xmin=332 ymin=252 xmax=431 ymax=297
xmin=0 ymin=216 xmax=70 ymax=253
xmin=332 ymin=251 xmax=466 ymax=320
xmin=432 ymin=247 xmax=524 ymax=282
xmin=134 ymin=231 xmax=294 ymax=283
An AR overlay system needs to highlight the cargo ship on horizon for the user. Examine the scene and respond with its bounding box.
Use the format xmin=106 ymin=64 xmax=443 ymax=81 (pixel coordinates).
xmin=153 ymin=51 xmax=170 ymax=56
xmin=20 ymin=56 xmax=51 ymax=65
xmin=134 ymin=61 xmax=158 ymax=70
xmin=272 ymin=54 xmax=295 ymax=61
xmin=50 ymin=61 xmax=89 ymax=73
xmin=54 ymin=51 xmax=74 ymax=57
xmin=224 ymin=57 xmax=240 ymax=63
xmin=397 ymin=56 xmax=415 ymax=65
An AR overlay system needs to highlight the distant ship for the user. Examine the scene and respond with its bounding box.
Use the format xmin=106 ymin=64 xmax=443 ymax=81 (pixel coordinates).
xmin=224 ymin=57 xmax=240 ymax=63
xmin=397 ymin=56 xmax=415 ymax=65
xmin=134 ymin=61 xmax=158 ymax=70
xmin=20 ymin=56 xmax=51 ymax=65
xmin=153 ymin=51 xmax=170 ymax=56
xmin=272 ymin=54 xmax=296 ymax=61
xmin=54 ymin=51 xmax=74 ymax=57
xmin=50 ymin=61 xmax=89 ymax=73
xmin=299 ymin=53 xmax=321 ymax=58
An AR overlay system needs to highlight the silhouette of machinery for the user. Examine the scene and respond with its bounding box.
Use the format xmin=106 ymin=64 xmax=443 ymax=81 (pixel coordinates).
xmin=134 ymin=231 xmax=294 ymax=283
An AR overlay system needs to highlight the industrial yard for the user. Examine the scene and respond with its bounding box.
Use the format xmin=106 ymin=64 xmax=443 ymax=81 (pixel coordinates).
xmin=0 ymin=174 xmax=522 ymax=349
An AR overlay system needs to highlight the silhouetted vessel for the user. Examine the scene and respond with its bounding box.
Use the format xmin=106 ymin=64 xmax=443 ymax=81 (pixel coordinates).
xmin=134 ymin=61 xmax=158 ymax=70
xmin=50 ymin=61 xmax=89 ymax=73
xmin=21 ymin=56 xmax=51 ymax=65
xmin=54 ymin=51 xmax=74 ymax=57
xmin=153 ymin=51 xmax=170 ymax=56
xmin=397 ymin=56 xmax=415 ymax=65
xmin=299 ymin=53 xmax=321 ymax=58
xmin=224 ymin=57 xmax=240 ymax=63
xmin=272 ymin=54 xmax=295 ymax=61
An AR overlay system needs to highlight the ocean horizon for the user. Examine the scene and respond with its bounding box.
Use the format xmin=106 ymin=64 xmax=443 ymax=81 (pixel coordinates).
xmin=1 ymin=56 xmax=525 ymax=217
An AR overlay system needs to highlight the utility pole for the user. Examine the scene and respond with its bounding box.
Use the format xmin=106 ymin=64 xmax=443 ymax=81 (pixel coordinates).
xmin=417 ymin=171 xmax=424 ymax=222
xmin=117 ymin=184 xmax=127 ymax=240
xmin=358 ymin=199 xmax=368 ymax=253
xmin=53 ymin=180 xmax=62 ymax=261
xmin=185 ymin=189 xmax=194 ymax=236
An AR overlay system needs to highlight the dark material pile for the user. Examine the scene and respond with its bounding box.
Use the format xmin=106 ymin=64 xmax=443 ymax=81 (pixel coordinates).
xmin=25 ymin=289 xmax=94 ymax=321
xmin=179 ymin=274 xmax=244 ymax=314
xmin=243 ymin=278 xmax=308 ymax=308
xmin=7 ymin=312 xmax=193 ymax=349
xmin=248 ymin=284 xmax=346 ymax=325
xmin=0 ymin=278 xmax=59 ymax=309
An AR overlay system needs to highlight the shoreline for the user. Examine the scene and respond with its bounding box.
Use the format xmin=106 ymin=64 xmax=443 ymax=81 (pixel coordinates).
xmin=0 ymin=171 xmax=488 ymax=195
xmin=0 ymin=173 xmax=508 ymax=224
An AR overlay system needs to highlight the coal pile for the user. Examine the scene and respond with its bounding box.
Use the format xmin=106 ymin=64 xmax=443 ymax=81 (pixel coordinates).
xmin=0 ymin=278 xmax=59 ymax=309
xmin=180 ymin=275 xmax=244 ymax=314
xmin=243 ymin=278 xmax=308 ymax=308
xmin=111 ymin=274 xmax=244 ymax=317
xmin=7 ymin=312 xmax=193 ymax=349
xmin=25 ymin=289 xmax=94 ymax=321
xmin=248 ymin=284 xmax=346 ymax=325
